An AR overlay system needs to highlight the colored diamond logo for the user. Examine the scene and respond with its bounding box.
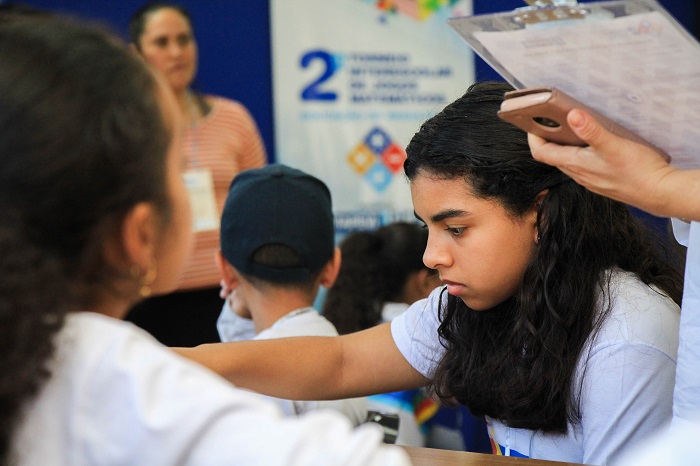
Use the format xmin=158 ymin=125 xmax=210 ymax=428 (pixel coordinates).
xmin=347 ymin=126 xmax=404 ymax=191
xmin=366 ymin=0 xmax=461 ymax=21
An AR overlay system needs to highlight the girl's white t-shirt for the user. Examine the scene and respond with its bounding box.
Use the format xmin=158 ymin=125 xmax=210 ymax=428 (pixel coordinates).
xmin=391 ymin=270 xmax=680 ymax=465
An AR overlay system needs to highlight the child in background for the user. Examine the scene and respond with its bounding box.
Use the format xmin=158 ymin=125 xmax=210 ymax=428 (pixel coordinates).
xmin=323 ymin=222 xmax=442 ymax=334
xmin=215 ymin=164 xmax=367 ymax=425
xmin=323 ymin=222 xmax=489 ymax=451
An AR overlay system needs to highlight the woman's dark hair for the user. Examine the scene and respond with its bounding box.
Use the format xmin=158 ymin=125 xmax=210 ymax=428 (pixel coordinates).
xmin=0 ymin=17 xmax=171 ymax=464
xmin=323 ymin=222 xmax=430 ymax=334
xmin=404 ymin=81 xmax=683 ymax=433
xmin=128 ymin=1 xmax=192 ymax=48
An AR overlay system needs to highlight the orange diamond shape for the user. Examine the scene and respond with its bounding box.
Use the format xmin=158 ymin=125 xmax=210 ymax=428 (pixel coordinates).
xmin=347 ymin=144 xmax=378 ymax=174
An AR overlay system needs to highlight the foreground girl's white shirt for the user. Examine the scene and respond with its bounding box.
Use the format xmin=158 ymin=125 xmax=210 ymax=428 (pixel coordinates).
xmin=14 ymin=312 xmax=410 ymax=466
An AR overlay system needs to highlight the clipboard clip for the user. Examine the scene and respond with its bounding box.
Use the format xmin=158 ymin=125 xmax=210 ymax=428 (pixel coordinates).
xmin=514 ymin=0 xmax=588 ymax=27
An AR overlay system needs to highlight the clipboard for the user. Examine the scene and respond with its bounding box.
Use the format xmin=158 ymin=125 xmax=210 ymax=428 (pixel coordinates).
xmin=447 ymin=0 xmax=700 ymax=170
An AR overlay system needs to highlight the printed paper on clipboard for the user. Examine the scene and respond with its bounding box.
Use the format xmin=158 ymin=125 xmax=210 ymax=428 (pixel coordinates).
xmin=447 ymin=0 xmax=700 ymax=169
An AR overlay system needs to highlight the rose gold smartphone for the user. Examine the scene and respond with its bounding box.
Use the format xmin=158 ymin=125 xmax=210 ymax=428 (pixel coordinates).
xmin=497 ymin=87 xmax=670 ymax=161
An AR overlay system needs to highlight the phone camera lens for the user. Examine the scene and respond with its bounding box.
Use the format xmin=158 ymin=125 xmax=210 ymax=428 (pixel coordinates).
xmin=533 ymin=116 xmax=561 ymax=128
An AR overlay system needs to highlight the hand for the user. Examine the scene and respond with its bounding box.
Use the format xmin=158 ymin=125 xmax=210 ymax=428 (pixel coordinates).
xmin=528 ymin=108 xmax=680 ymax=218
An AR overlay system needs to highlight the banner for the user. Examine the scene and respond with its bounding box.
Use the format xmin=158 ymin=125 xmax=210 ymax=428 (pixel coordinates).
xmin=271 ymin=0 xmax=474 ymax=237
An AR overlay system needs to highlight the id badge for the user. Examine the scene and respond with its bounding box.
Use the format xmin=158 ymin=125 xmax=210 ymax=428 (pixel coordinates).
xmin=183 ymin=169 xmax=219 ymax=232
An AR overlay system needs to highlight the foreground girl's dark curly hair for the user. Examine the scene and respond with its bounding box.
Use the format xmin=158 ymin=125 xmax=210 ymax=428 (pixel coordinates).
xmin=0 ymin=15 xmax=170 ymax=464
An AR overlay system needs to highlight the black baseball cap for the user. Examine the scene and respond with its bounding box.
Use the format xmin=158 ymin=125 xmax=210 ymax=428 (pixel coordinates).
xmin=220 ymin=164 xmax=334 ymax=283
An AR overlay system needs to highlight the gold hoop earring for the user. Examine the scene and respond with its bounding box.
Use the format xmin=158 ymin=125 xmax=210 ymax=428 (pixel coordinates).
xmin=139 ymin=264 xmax=157 ymax=298
xmin=131 ymin=264 xmax=157 ymax=298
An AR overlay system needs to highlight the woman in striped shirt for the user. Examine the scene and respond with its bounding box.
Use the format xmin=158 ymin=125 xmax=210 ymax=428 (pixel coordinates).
xmin=126 ymin=2 xmax=267 ymax=346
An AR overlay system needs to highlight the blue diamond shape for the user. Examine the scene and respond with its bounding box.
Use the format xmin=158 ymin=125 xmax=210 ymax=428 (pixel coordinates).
xmin=364 ymin=163 xmax=393 ymax=192
xmin=364 ymin=127 xmax=392 ymax=155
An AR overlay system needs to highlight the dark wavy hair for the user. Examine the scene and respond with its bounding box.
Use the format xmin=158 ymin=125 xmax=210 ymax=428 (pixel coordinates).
xmin=323 ymin=222 xmax=430 ymax=334
xmin=403 ymin=81 xmax=683 ymax=433
xmin=0 ymin=16 xmax=170 ymax=464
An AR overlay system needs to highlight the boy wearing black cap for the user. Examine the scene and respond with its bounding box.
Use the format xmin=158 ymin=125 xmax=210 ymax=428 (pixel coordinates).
xmin=214 ymin=164 xmax=367 ymax=425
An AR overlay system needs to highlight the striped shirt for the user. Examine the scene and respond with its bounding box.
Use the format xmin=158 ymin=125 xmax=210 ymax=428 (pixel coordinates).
xmin=178 ymin=96 xmax=267 ymax=290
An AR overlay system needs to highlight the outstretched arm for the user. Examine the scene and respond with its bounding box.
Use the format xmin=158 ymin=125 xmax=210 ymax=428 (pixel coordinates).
xmin=173 ymin=322 xmax=428 ymax=400
xmin=528 ymin=108 xmax=700 ymax=221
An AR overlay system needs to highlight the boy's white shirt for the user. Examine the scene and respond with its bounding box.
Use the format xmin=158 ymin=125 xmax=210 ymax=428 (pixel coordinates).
xmin=217 ymin=299 xmax=368 ymax=425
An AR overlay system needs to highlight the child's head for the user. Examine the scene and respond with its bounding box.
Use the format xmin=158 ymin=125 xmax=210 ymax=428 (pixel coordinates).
xmin=323 ymin=221 xmax=440 ymax=334
xmin=405 ymin=81 xmax=648 ymax=311
xmin=404 ymin=82 xmax=568 ymax=310
xmin=219 ymin=164 xmax=335 ymax=289
xmin=0 ymin=15 xmax=186 ymax=308
xmin=369 ymin=221 xmax=439 ymax=304
xmin=403 ymin=81 xmax=681 ymax=307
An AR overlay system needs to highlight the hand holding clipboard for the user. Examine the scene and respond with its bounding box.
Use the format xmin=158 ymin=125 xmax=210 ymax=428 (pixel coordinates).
xmin=447 ymin=0 xmax=700 ymax=169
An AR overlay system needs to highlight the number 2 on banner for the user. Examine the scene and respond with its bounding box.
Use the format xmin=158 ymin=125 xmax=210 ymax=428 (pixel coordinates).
xmin=300 ymin=49 xmax=338 ymax=101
